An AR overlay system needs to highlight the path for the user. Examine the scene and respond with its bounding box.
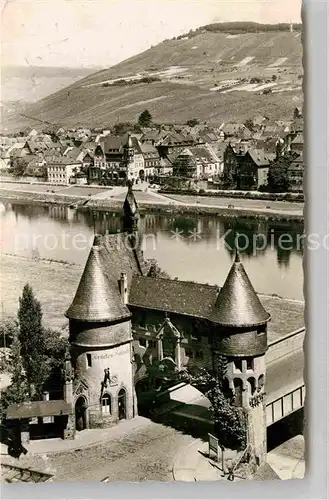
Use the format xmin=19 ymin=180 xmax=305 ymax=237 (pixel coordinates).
xmin=1 ymin=418 xmax=194 ymax=483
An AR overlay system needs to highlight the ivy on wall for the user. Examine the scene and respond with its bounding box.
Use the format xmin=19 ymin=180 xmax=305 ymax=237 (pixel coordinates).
xmin=187 ymin=367 xmax=247 ymax=451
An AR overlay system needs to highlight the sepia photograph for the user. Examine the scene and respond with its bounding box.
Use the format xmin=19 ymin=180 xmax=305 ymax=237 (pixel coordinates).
xmin=0 ymin=0 xmax=306 ymax=486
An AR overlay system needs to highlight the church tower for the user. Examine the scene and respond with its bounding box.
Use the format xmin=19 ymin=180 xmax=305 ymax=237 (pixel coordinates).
xmin=210 ymin=252 xmax=271 ymax=466
xmin=65 ymin=237 xmax=135 ymax=430
xmin=122 ymin=133 xmax=135 ymax=181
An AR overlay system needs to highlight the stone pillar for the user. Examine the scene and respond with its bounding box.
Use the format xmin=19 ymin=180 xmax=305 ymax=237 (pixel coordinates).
xmin=42 ymin=391 xmax=50 ymax=401
xmin=63 ymin=414 xmax=76 ymax=440
xmin=175 ymin=337 xmax=182 ymax=371
xmin=157 ymin=335 xmax=163 ymax=360
xmin=64 ymin=381 xmax=73 ymax=405
xmin=20 ymin=419 xmax=30 ymax=445
xmin=246 ymin=403 xmax=267 ymax=466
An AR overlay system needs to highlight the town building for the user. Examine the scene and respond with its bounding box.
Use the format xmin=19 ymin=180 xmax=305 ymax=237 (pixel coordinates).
xmin=47 ymin=158 xmax=81 ymax=184
xmin=223 ymin=144 xmax=275 ymax=190
xmin=139 ymin=142 xmax=161 ymax=179
xmin=287 ymin=151 xmax=304 ymax=192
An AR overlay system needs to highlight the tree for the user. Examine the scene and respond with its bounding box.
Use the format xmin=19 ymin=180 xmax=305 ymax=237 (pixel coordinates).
xmin=0 ymin=328 xmax=30 ymax=420
xmin=186 ymin=119 xmax=199 ymax=127
xmin=187 ymin=368 xmax=247 ymax=451
xmin=8 ymin=331 xmax=29 ymax=400
xmin=10 ymin=158 xmax=29 ymax=177
xmin=138 ymin=109 xmax=152 ymax=127
xmin=267 ymin=155 xmax=291 ymax=193
xmin=17 ymin=284 xmax=49 ymax=397
xmin=42 ymin=328 xmax=69 ymax=396
xmin=112 ymin=122 xmax=134 ymax=135
xmin=0 ymin=318 xmax=18 ymax=348
xmin=222 ymin=167 xmax=236 ymax=189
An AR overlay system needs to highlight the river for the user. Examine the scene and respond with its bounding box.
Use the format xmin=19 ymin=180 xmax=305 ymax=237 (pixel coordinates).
xmin=0 ymin=202 xmax=304 ymax=301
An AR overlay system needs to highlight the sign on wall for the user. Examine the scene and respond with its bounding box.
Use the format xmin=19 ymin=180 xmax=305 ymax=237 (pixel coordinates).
xmin=208 ymin=433 xmax=220 ymax=462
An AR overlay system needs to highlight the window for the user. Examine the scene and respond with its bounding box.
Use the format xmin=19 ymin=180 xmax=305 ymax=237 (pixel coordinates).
xmin=246 ymin=358 xmax=254 ymax=370
xmin=101 ymin=394 xmax=111 ymax=414
xmin=247 ymin=377 xmax=256 ymax=395
xmin=258 ymin=374 xmax=265 ymax=391
xmin=233 ymin=359 xmax=243 ymax=372
xmin=149 ymin=340 xmax=157 ymax=349
xmin=86 ymin=353 xmax=92 ymax=367
xmin=43 ymin=416 xmax=54 ymax=424
xmin=257 ymin=326 xmax=266 ymax=336
xmin=195 ymin=350 xmax=203 ymax=360
xmin=139 ymin=338 xmax=147 ymax=347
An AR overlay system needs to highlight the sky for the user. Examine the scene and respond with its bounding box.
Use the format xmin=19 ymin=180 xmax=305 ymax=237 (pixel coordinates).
xmin=1 ymin=0 xmax=302 ymax=68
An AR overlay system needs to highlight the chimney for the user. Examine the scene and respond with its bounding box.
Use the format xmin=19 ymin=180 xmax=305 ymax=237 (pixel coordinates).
xmin=42 ymin=391 xmax=49 ymax=401
xmin=120 ymin=272 xmax=128 ymax=304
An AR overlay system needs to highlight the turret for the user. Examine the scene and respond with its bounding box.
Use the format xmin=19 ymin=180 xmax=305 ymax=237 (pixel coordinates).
xmin=65 ymin=237 xmax=135 ymax=429
xmin=210 ymin=251 xmax=271 ymax=466
xmin=123 ymin=133 xmax=134 ymax=161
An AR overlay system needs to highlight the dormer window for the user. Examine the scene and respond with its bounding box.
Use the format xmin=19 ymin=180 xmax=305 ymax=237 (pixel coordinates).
xmin=257 ymin=325 xmax=266 ymax=336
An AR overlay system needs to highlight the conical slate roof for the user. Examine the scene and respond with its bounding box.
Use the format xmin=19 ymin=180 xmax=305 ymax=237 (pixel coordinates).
xmin=210 ymin=252 xmax=271 ymax=327
xmin=125 ymin=133 xmax=134 ymax=149
xmin=65 ymin=244 xmax=130 ymax=322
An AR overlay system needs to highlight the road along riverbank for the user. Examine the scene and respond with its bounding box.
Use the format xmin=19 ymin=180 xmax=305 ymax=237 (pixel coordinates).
xmin=0 ymin=184 xmax=304 ymax=222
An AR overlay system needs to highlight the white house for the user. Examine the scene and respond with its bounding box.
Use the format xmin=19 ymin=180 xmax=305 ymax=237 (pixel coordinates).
xmin=47 ymin=159 xmax=81 ymax=185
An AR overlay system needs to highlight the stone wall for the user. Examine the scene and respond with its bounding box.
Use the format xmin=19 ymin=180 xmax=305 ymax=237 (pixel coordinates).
xmin=247 ymin=403 xmax=267 ymax=466
xmin=73 ymin=336 xmax=135 ymax=428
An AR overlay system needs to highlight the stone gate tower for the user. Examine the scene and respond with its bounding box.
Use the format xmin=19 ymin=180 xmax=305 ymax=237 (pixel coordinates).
xmin=210 ymin=252 xmax=271 ymax=466
xmin=65 ymin=237 xmax=135 ymax=429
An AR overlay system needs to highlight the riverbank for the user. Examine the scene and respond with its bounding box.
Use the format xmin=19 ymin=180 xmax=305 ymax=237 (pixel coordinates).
xmin=1 ymin=253 xmax=304 ymax=340
xmin=0 ymin=184 xmax=304 ymax=222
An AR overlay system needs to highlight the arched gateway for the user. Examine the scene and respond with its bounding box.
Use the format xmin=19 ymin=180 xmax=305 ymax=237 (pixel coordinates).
xmin=75 ymin=396 xmax=87 ymax=431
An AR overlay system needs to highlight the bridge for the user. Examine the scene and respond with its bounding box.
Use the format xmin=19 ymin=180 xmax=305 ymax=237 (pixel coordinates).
xmin=156 ymin=328 xmax=305 ymax=427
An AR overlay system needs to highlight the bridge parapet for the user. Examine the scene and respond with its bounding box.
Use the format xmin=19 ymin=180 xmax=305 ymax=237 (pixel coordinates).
xmin=266 ymin=327 xmax=305 ymax=364
xmin=266 ymin=384 xmax=305 ymax=426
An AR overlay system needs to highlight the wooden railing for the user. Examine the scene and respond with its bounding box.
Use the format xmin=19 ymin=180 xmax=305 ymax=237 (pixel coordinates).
xmin=266 ymin=384 xmax=305 ymax=426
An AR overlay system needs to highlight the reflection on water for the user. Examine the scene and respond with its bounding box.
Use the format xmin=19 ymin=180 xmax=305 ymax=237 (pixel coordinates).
xmin=0 ymin=202 xmax=304 ymax=300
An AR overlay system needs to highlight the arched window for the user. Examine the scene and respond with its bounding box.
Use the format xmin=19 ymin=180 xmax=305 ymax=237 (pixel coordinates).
xmin=258 ymin=374 xmax=265 ymax=391
xmin=233 ymin=377 xmax=243 ymax=405
xmin=247 ymin=377 xmax=256 ymax=395
xmin=118 ymin=388 xmax=126 ymax=420
xmin=101 ymin=393 xmax=111 ymax=414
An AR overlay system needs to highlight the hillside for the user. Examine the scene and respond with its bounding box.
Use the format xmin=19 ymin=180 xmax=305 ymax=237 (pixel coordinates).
xmin=1 ymin=66 xmax=101 ymax=103
xmin=2 ymin=27 xmax=303 ymax=132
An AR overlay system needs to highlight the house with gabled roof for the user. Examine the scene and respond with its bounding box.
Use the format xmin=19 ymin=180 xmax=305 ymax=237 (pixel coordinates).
xmin=287 ymin=151 xmax=304 ymax=192
xmin=223 ymin=143 xmax=275 ymax=190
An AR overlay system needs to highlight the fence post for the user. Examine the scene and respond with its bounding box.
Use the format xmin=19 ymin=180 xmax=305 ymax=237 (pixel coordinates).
xmin=221 ymin=446 xmax=225 ymax=474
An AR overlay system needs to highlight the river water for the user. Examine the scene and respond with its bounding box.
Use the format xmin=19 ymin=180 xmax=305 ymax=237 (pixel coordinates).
xmin=0 ymin=202 xmax=304 ymax=301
